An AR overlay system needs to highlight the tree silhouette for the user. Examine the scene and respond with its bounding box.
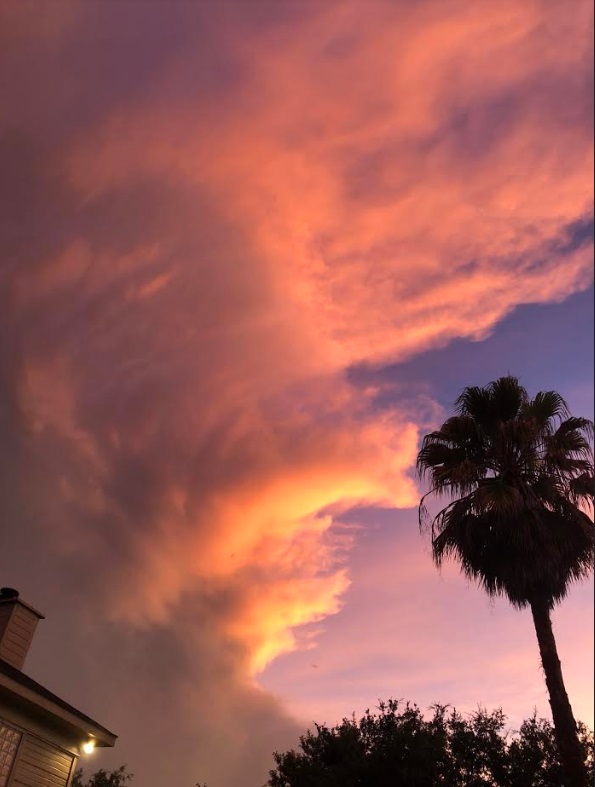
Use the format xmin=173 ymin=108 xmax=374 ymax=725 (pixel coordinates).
xmin=72 ymin=765 xmax=133 ymax=787
xmin=266 ymin=700 xmax=593 ymax=786
xmin=417 ymin=376 xmax=594 ymax=786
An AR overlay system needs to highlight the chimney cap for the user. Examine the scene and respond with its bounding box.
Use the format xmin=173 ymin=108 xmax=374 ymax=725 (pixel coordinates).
xmin=0 ymin=589 xmax=44 ymax=619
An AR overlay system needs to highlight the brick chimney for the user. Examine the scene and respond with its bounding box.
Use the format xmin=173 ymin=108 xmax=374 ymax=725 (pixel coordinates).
xmin=0 ymin=588 xmax=45 ymax=670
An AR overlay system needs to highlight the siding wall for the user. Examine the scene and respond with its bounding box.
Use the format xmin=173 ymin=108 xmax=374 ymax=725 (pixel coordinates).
xmin=9 ymin=735 xmax=75 ymax=787
xmin=0 ymin=606 xmax=40 ymax=671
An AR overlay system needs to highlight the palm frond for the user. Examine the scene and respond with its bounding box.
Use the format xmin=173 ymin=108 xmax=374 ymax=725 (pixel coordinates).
xmin=569 ymin=472 xmax=595 ymax=499
xmin=488 ymin=376 xmax=529 ymax=421
xmin=455 ymin=386 xmax=492 ymax=418
xmin=525 ymin=390 xmax=571 ymax=429
xmin=416 ymin=415 xmax=486 ymax=494
xmin=547 ymin=417 xmax=594 ymax=457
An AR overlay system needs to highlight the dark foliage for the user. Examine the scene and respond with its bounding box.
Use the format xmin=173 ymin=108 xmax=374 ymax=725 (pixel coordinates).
xmin=266 ymin=700 xmax=594 ymax=787
xmin=72 ymin=765 xmax=133 ymax=787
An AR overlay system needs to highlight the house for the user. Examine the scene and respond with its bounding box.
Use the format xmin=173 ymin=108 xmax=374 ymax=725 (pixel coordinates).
xmin=0 ymin=588 xmax=116 ymax=787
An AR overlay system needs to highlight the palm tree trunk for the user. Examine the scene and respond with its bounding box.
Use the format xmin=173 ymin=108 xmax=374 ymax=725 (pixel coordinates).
xmin=530 ymin=599 xmax=587 ymax=787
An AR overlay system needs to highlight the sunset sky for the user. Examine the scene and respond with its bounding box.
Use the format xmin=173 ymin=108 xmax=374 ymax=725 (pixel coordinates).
xmin=0 ymin=2 xmax=593 ymax=786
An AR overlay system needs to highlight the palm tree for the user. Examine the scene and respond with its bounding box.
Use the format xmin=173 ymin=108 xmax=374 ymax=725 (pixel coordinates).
xmin=417 ymin=377 xmax=594 ymax=787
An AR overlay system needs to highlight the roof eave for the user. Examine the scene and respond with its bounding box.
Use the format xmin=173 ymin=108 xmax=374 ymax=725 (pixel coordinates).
xmin=0 ymin=671 xmax=117 ymax=747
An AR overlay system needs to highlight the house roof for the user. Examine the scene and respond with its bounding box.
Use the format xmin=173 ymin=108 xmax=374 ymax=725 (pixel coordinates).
xmin=0 ymin=657 xmax=116 ymax=747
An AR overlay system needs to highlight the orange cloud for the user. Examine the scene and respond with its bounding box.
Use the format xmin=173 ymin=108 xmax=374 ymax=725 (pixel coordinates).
xmin=261 ymin=517 xmax=594 ymax=732
xmin=34 ymin=0 xmax=590 ymax=666
xmin=8 ymin=0 xmax=593 ymax=667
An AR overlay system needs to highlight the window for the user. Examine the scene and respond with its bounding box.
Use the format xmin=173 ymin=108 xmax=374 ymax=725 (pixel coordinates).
xmin=0 ymin=723 xmax=21 ymax=787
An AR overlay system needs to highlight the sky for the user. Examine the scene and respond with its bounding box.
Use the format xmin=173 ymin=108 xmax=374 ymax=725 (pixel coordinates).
xmin=0 ymin=2 xmax=592 ymax=786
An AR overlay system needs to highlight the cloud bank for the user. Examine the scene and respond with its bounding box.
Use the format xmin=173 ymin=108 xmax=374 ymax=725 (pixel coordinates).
xmin=0 ymin=1 xmax=592 ymax=784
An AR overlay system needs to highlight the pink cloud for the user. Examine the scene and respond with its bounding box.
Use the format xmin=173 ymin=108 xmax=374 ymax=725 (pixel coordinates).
xmin=66 ymin=1 xmax=592 ymax=372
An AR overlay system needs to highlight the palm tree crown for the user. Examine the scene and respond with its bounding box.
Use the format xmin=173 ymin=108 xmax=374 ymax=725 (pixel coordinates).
xmin=417 ymin=376 xmax=594 ymax=609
